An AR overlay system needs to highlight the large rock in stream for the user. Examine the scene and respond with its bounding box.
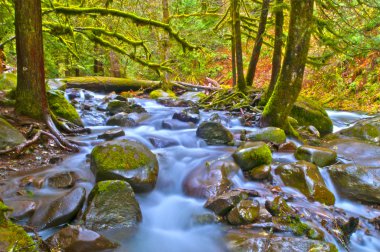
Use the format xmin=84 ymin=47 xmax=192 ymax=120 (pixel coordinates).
xmin=91 ymin=139 xmax=159 ymax=193
xmin=335 ymin=116 xmax=380 ymax=145
xmin=106 ymin=100 xmax=146 ymax=115
xmin=0 ymin=117 xmax=26 ymax=150
xmin=232 ymin=142 xmax=272 ymax=171
xmin=295 ymin=145 xmax=337 ymax=167
xmin=46 ymin=225 xmax=119 ymax=252
xmin=328 ymin=164 xmax=380 ymax=204
xmin=246 ymin=127 xmax=286 ymax=145
xmin=29 ymin=187 xmax=86 ymax=230
xmin=82 ymin=180 xmax=142 ymax=232
xmin=196 ymin=121 xmax=234 ymax=145
xmin=275 ymin=161 xmax=335 ymax=205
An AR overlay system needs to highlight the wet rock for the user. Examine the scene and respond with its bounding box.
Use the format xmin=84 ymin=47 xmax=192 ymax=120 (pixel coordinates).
xmin=148 ymin=136 xmax=178 ymax=148
xmin=172 ymin=107 xmax=200 ymax=124
xmin=0 ymin=117 xmax=25 ymax=150
xmin=275 ymin=161 xmax=335 ymax=205
xmin=49 ymin=156 xmax=63 ymax=164
xmin=179 ymin=91 xmax=206 ymax=102
xmin=157 ymin=97 xmax=195 ymax=107
xmin=291 ymin=96 xmax=333 ymax=135
xmin=4 ymin=200 xmax=36 ymax=220
xmin=149 ymin=89 xmax=176 ymax=99
xmin=81 ymin=110 xmax=106 ymax=126
xmin=265 ymin=196 xmax=296 ymax=217
xmin=278 ymin=141 xmax=297 ymax=153
xmin=227 ymin=200 xmax=260 ymax=225
xmin=308 ymin=125 xmax=321 ymax=138
xmin=29 ymin=187 xmax=86 ymax=230
xmin=82 ymin=180 xmax=142 ymax=232
xmin=107 ymin=100 xmax=146 ymax=115
xmin=90 ymin=139 xmax=159 ymax=193
xmin=47 ymin=171 xmax=78 ymax=189
xmin=196 ymin=121 xmax=234 ymax=145
xmin=204 ymin=190 xmax=248 ymax=216
xmin=127 ymin=112 xmax=150 ymax=123
xmin=98 ymin=128 xmax=125 ymax=140
xmin=232 ymin=142 xmax=272 ymax=171
xmin=337 ymin=116 xmax=380 ymax=144
xmin=47 ymin=89 xmax=83 ymax=127
xmin=106 ymin=112 xmax=137 ymax=127
xmin=19 ymin=175 xmax=45 ymax=189
xmin=45 ymin=225 xmax=119 ymax=252
xmin=249 ymin=165 xmax=271 ymax=180
xmin=162 ymin=119 xmax=195 ymax=130
xmin=295 ymin=145 xmax=337 ymax=167
xmin=369 ymin=216 xmax=380 ymax=230
xmin=328 ymin=164 xmax=380 ymax=204
xmin=183 ymin=159 xmax=239 ymax=198
xmin=246 ymin=127 xmax=286 ymax=145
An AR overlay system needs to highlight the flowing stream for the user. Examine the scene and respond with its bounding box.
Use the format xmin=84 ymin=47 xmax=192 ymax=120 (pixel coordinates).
xmin=1 ymin=92 xmax=379 ymax=252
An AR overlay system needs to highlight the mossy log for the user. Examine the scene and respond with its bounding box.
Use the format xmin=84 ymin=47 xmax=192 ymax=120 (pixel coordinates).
xmin=62 ymin=77 xmax=161 ymax=92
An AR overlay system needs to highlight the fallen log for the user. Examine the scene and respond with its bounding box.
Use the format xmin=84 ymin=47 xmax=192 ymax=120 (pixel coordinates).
xmin=171 ymin=81 xmax=222 ymax=91
xmin=61 ymin=76 xmax=161 ymax=92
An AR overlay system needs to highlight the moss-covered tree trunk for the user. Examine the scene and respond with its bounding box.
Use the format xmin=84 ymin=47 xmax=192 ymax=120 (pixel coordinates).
xmin=232 ymin=0 xmax=246 ymax=92
xmin=161 ymin=0 xmax=170 ymax=84
xmin=0 ymin=46 xmax=5 ymax=74
xmin=263 ymin=0 xmax=284 ymax=104
xmin=230 ymin=1 xmax=237 ymax=87
xmin=15 ymin=0 xmax=48 ymax=120
xmin=109 ymin=51 xmax=121 ymax=77
xmin=246 ymin=0 xmax=270 ymax=87
xmin=94 ymin=43 xmax=104 ymax=76
xmin=260 ymin=0 xmax=314 ymax=132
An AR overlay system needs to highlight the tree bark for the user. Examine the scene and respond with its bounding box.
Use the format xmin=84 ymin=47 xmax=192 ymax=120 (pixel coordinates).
xmin=246 ymin=0 xmax=270 ymax=86
xmin=109 ymin=51 xmax=121 ymax=77
xmin=0 ymin=46 xmax=4 ymax=74
xmin=230 ymin=1 xmax=237 ymax=87
xmin=263 ymin=0 xmax=284 ymax=103
xmin=94 ymin=43 xmax=104 ymax=76
xmin=260 ymin=0 xmax=314 ymax=133
xmin=15 ymin=0 xmax=48 ymax=120
xmin=232 ymin=0 xmax=246 ymax=92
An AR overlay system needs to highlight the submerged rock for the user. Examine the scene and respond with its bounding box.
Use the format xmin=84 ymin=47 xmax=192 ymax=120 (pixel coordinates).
xmin=29 ymin=187 xmax=86 ymax=230
xmin=82 ymin=180 xmax=142 ymax=232
xmin=98 ymin=128 xmax=125 ymax=140
xmin=90 ymin=139 xmax=159 ymax=193
xmin=183 ymin=159 xmax=239 ymax=198
xmin=246 ymin=127 xmax=286 ymax=145
xmin=337 ymin=116 xmax=380 ymax=144
xmin=173 ymin=107 xmax=200 ymax=124
xmin=196 ymin=121 xmax=234 ymax=145
xmin=232 ymin=142 xmax=272 ymax=171
xmin=0 ymin=117 xmax=25 ymax=150
xmin=81 ymin=110 xmax=107 ymax=126
xmin=227 ymin=200 xmax=260 ymax=225
xmin=46 ymin=225 xmax=119 ymax=252
xmin=5 ymin=200 xmax=36 ymax=220
xmin=162 ymin=119 xmax=195 ymax=130
xmin=275 ymin=161 xmax=335 ymax=205
xmin=295 ymin=145 xmax=337 ymax=167
xmin=148 ymin=136 xmax=178 ymax=148
xmin=106 ymin=112 xmax=137 ymax=127
xmin=328 ymin=164 xmax=380 ymax=204
xmin=47 ymin=171 xmax=78 ymax=189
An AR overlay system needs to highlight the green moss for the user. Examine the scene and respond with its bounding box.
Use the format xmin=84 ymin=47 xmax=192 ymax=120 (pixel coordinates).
xmin=96 ymin=180 xmax=130 ymax=193
xmin=247 ymin=127 xmax=286 ymax=144
xmin=0 ymin=73 xmax=17 ymax=90
xmin=149 ymin=89 xmax=176 ymax=99
xmin=47 ymin=90 xmax=83 ymax=126
xmin=233 ymin=142 xmax=272 ymax=171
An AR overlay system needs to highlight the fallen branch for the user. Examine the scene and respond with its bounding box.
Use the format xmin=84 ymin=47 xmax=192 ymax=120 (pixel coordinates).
xmin=171 ymin=81 xmax=222 ymax=91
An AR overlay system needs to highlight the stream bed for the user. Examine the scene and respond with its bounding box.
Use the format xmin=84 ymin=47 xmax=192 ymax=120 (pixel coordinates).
xmin=1 ymin=90 xmax=379 ymax=252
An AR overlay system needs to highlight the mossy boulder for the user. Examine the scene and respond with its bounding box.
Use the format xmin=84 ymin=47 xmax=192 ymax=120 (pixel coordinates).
xmin=46 ymin=225 xmax=119 ymax=252
xmin=232 ymin=142 xmax=272 ymax=171
xmin=82 ymin=180 xmax=142 ymax=231
xmin=249 ymin=165 xmax=271 ymax=180
xmin=204 ymin=190 xmax=249 ymax=216
xmin=196 ymin=121 xmax=234 ymax=145
xmin=246 ymin=127 xmax=286 ymax=144
xmin=227 ymin=200 xmax=260 ymax=225
xmin=0 ymin=73 xmax=17 ymax=90
xmin=106 ymin=112 xmax=137 ymax=127
xmin=275 ymin=161 xmax=335 ymax=205
xmin=291 ymin=96 xmax=333 ymax=135
xmin=47 ymin=89 xmax=83 ymax=127
xmin=149 ymin=89 xmax=176 ymax=99
xmin=0 ymin=117 xmax=26 ymax=150
xmin=336 ymin=116 xmax=380 ymax=145
xmin=295 ymin=145 xmax=337 ymax=167
xmin=328 ymin=164 xmax=380 ymax=204
xmin=90 ymin=139 xmax=159 ymax=193
xmin=0 ymin=201 xmax=37 ymax=252
xmin=106 ymin=100 xmax=146 ymax=115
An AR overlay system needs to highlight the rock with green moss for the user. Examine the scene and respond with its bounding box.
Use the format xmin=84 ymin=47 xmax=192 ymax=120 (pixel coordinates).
xmin=91 ymin=139 xmax=159 ymax=193
xmin=291 ymin=96 xmax=333 ymax=136
xmin=106 ymin=100 xmax=146 ymax=115
xmin=337 ymin=116 xmax=380 ymax=145
xmin=246 ymin=127 xmax=286 ymax=144
xmin=204 ymin=190 xmax=249 ymax=216
xmin=249 ymin=165 xmax=271 ymax=180
xmin=232 ymin=142 xmax=272 ymax=171
xmin=196 ymin=121 xmax=234 ymax=145
xmin=227 ymin=200 xmax=260 ymax=225
xmin=149 ymin=89 xmax=177 ymax=99
xmin=179 ymin=91 xmax=206 ymax=102
xmin=0 ymin=73 xmax=17 ymax=90
xmin=0 ymin=201 xmax=37 ymax=252
xmin=295 ymin=145 xmax=337 ymax=167
xmin=106 ymin=112 xmax=137 ymax=127
xmin=82 ymin=180 xmax=142 ymax=231
xmin=47 ymin=89 xmax=83 ymax=127
xmin=0 ymin=117 xmax=26 ymax=150
xmin=275 ymin=161 xmax=335 ymax=205
xmin=328 ymin=164 xmax=380 ymax=204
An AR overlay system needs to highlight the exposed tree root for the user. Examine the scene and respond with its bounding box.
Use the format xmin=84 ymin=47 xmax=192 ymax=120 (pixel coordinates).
xmin=45 ymin=114 xmax=80 ymax=152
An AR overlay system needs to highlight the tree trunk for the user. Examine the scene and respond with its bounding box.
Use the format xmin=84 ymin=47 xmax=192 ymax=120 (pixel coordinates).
xmin=232 ymin=0 xmax=246 ymax=92
xmin=263 ymin=0 xmax=284 ymax=103
xmin=246 ymin=0 xmax=270 ymax=86
xmin=161 ymin=0 xmax=170 ymax=84
xmin=109 ymin=51 xmax=121 ymax=77
xmin=260 ymin=0 xmax=314 ymax=133
xmin=230 ymin=2 xmax=237 ymax=87
xmin=94 ymin=43 xmax=104 ymax=76
xmin=15 ymin=0 xmax=48 ymax=120
xmin=0 ymin=46 xmax=4 ymax=74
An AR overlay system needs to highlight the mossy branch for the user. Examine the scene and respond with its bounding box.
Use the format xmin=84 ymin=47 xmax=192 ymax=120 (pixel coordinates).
xmin=45 ymin=6 xmax=200 ymax=52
